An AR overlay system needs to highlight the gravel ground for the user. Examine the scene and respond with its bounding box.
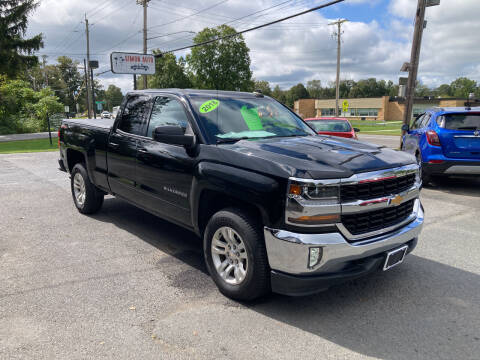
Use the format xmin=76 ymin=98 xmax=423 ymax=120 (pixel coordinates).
xmin=1 ymin=152 xmax=479 ymax=360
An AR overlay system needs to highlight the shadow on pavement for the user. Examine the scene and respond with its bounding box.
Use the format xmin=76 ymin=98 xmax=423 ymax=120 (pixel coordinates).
xmin=91 ymin=197 xmax=479 ymax=360
xmin=426 ymin=175 xmax=480 ymax=197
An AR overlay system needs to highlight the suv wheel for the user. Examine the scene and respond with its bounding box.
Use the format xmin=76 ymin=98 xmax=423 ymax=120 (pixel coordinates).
xmin=71 ymin=163 xmax=104 ymax=214
xmin=416 ymin=152 xmax=430 ymax=186
xmin=203 ymin=208 xmax=270 ymax=301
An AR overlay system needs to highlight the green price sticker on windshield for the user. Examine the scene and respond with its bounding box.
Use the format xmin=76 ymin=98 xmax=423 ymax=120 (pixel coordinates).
xmin=199 ymin=99 xmax=219 ymax=113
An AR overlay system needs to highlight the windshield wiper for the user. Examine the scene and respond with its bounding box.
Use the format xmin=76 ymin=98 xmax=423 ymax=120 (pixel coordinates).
xmin=216 ymin=137 xmax=251 ymax=144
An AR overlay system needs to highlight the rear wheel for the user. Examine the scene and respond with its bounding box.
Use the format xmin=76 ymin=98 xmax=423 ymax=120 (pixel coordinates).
xmin=203 ymin=208 xmax=270 ymax=301
xmin=71 ymin=163 xmax=104 ymax=214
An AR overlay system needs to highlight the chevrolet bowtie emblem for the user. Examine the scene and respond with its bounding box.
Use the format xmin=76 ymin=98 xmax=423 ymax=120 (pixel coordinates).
xmin=389 ymin=195 xmax=404 ymax=206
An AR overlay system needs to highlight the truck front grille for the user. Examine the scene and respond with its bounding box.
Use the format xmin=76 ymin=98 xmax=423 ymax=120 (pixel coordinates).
xmin=341 ymin=174 xmax=416 ymax=202
xmin=341 ymin=199 xmax=415 ymax=238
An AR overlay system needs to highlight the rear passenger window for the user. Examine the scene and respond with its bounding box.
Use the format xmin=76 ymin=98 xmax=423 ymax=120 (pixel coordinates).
xmin=411 ymin=114 xmax=424 ymax=130
xmin=117 ymin=95 xmax=149 ymax=135
xmin=420 ymin=114 xmax=431 ymax=128
xmin=146 ymin=97 xmax=189 ymax=138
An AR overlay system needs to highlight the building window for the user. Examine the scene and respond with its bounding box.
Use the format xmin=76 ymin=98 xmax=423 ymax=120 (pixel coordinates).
xmin=321 ymin=108 xmax=337 ymax=116
xmin=349 ymin=108 xmax=379 ymax=117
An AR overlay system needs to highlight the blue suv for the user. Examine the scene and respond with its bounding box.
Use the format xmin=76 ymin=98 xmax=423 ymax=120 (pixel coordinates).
xmin=402 ymin=107 xmax=480 ymax=184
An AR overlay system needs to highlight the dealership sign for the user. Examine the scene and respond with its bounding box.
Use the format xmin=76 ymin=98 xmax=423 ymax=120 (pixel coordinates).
xmin=110 ymin=52 xmax=155 ymax=75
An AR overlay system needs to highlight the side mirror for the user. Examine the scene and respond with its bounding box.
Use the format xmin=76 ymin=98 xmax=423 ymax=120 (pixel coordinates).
xmin=353 ymin=128 xmax=360 ymax=133
xmin=153 ymin=126 xmax=195 ymax=149
xmin=401 ymin=124 xmax=410 ymax=132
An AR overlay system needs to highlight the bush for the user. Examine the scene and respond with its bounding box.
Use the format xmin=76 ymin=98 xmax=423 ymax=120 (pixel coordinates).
xmin=0 ymin=77 xmax=64 ymax=134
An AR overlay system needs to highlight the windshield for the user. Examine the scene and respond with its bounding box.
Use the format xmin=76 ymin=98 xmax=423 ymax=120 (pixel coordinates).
xmin=308 ymin=120 xmax=351 ymax=132
xmin=188 ymin=95 xmax=315 ymax=143
xmin=441 ymin=113 xmax=480 ymax=130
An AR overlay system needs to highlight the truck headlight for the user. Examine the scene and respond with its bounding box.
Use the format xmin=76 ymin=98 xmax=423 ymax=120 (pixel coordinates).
xmin=286 ymin=179 xmax=341 ymax=226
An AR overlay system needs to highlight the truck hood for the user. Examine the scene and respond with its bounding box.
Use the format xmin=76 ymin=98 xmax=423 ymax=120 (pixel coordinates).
xmin=216 ymin=135 xmax=416 ymax=179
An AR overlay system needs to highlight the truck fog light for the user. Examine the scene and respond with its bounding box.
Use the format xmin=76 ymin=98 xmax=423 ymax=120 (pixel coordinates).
xmin=308 ymin=247 xmax=322 ymax=268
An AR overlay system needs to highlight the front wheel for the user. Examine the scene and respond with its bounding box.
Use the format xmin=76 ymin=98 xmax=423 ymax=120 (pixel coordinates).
xmin=416 ymin=152 xmax=430 ymax=185
xmin=203 ymin=208 xmax=270 ymax=301
xmin=71 ymin=163 xmax=104 ymax=214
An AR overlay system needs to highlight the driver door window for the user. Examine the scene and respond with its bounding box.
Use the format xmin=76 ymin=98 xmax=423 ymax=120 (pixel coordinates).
xmin=146 ymin=97 xmax=189 ymax=138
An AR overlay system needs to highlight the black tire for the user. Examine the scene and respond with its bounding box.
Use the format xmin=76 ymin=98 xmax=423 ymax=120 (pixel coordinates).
xmin=416 ymin=152 xmax=430 ymax=186
xmin=203 ymin=208 xmax=270 ymax=301
xmin=71 ymin=163 xmax=104 ymax=214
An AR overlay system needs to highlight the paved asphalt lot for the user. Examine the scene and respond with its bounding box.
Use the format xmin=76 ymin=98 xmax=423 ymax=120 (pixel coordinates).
xmin=1 ymin=148 xmax=479 ymax=359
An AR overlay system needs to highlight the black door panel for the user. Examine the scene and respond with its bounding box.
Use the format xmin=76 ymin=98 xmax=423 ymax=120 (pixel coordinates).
xmin=135 ymin=96 xmax=196 ymax=227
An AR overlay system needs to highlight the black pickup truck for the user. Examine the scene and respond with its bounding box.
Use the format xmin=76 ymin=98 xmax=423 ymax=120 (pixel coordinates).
xmin=59 ymin=89 xmax=424 ymax=300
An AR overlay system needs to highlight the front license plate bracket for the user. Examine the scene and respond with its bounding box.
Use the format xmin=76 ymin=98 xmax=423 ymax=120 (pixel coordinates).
xmin=383 ymin=245 xmax=408 ymax=271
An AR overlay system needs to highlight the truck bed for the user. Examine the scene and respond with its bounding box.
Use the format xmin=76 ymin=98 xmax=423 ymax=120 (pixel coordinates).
xmin=63 ymin=117 xmax=114 ymax=130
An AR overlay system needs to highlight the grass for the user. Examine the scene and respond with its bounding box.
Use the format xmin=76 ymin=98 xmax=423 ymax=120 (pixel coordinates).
xmin=350 ymin=120 xmax=402 ymax=136
xmin=0 ymin=138 xmax=59 ymax=154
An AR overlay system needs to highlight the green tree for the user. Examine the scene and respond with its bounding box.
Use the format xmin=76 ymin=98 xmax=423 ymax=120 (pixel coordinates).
xmin=0 ymin=77 xmax=62 ymax=133
xmin=450 ymin=77 xmax=477 ymax=98
xmin=415 ymin=83 xmax=431 ymax=97
xmin=104 ymin=84 xmax=123 ymax=111
xmin=56 ymin=56 xmax=82 ymax=110
xmin=271 ymin=85 xmax=287 ymax=104
xmin=253 ymin=79 xmax=272 ymax=96
xmin=148 ymin=52 xmax=191 ymax=89
xmin=435 ymin=84 xmax=452 ymax=97
xmin=186 ymin=25 xmax=253 ymax=91
xmin=286 ymin=83 xmax=309 ymax=108
xmin=306 ymin=80 xmax=322 ymax=99
xmin=0 ymin=0 xmax=43 ymax=77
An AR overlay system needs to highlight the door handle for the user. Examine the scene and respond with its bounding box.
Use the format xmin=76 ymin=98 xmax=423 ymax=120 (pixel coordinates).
xmin=138 ymin=148 xmax=148 ymax=154
xmin=109 ymin=142 xmax=119 ymax=149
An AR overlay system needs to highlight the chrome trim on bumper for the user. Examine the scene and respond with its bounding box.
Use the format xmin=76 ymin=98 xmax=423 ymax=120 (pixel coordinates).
xmin=264 ymin=201 xmax=424 ymax=275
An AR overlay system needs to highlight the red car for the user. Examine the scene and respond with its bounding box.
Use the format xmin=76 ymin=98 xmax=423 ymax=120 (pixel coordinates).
xmin=304 ymin=117 xmax=359 ymax=139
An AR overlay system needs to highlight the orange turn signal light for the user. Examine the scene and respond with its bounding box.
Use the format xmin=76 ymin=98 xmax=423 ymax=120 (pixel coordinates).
xmin=288 ymin=214 xmax=340 ymax=225
xmin=289 ymin=184 xmax=303 ymax=196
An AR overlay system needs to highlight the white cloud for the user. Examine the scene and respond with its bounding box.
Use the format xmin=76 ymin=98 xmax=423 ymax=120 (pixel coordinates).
xmin=25 ymin=0 xmax=480 ymax=92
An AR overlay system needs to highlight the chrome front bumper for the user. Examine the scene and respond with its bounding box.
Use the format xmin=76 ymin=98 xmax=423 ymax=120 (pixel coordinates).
xmin=264 ymin=199 xmax=424 ymax=276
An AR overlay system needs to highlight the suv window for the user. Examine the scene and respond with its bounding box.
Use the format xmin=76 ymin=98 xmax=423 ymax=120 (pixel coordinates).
xmin=117 ymin=95 xmax=149 ymax=135
xmin=411 ymin=113 xmax=424 ymax=130
xmin=146 ymin=97 xmax=189 ymax=138
xmin=420 ymin=114 xmax=431 ymax=128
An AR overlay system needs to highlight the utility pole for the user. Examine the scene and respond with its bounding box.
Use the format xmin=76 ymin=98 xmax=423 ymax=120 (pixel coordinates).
xmin=401 ymin=0 xmax=440 ymax=145
xmin=83 ymin=59 xmax=90 ymax=118
xmin=137 ymin=0 xmax=150 ymax=89
xmin=42 ymin=55 xmax=48 ymax=87
xmin=85 ymin=14 xmax=92 ymax=118
xmin=329 ymin=19 xmax=348 ymax=117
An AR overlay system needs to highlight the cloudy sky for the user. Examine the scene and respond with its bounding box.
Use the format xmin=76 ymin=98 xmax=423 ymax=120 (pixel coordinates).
xmin=27 ymin=0 xmax=480 ymax=93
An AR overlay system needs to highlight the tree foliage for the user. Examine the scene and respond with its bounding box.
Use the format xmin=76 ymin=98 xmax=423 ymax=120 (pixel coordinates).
xmin=104 ymin=84 xmax=123 ymax=111
xmin=0 ymin=0 xmax=43 ymax=78
xmin=0 ymin=76 xmax=63 ymax=133
xmin=149 ymin=52 xmax=191 ymax=89
xmin=253 ymin=80 xmax=272 ymax=96
xmin=186 ymin=25 xmax=253 ymax=91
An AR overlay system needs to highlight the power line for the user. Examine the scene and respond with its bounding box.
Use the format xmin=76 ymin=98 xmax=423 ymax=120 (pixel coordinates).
xmin=161 ymin=0 xmax=345 ymax=54
xmin=148 ymin=0 xmax=230 ymax=31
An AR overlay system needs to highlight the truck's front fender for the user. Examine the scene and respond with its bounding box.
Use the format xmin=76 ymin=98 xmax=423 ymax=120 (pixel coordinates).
xmin=191 ymin=162 xmax=284 ymax=234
